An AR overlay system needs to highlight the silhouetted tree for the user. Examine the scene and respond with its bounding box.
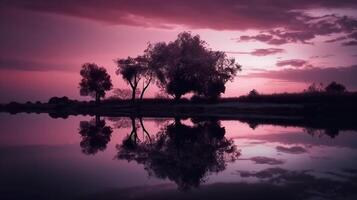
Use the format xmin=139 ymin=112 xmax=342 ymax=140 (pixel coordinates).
xmin=325 ymin=81 xmax=346 ymax=93
xmin=116 ymin=118 xmax=240 ymax=190
xmin=145 ymin=32 xmax=241 ymax=100
xmin=116 ymin=56 xmax=152 ymax=101
xmin=108 ymin=88 xmax=139 ymax=100
xmin=78 ymin=116 xmax=113 ymax=155
xmin=304 ymin=82 xmax=324 ymax=93
xmin=79 ymin=63 xmax=113 ymax=104
xmin=248 ymin=89 xmax=259 ymax=97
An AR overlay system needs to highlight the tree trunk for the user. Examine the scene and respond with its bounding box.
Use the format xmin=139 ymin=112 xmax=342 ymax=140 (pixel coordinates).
xmin=95 ymin=115 xmax=100 ymax=125
xmin=139 ymin=117 xmax=151 ymax=141
xmin=95 ymin=92 xmax=100 ymax=105
xmin=174 ymin=94 xmax=181 ymax=101
xmin=129 ymin=117 xmax=137 ymax=139
xmin=131 ymin=86 xmax=136 ymax=102
xmin=174 ymin=117 xmax=181 ymax=125
xmin=140 ymin=77 xmax=152 ymax=100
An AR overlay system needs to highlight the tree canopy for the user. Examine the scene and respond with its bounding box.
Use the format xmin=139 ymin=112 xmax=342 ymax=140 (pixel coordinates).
xmin=116 ymin=56 xmax=152 ymax=101
xmin=145 ymin=32 xmax=241 ymax=100
xmin=116 ymin=119 xmax=240 ymax=190
xmin=325 ymin=81 xmax=347 ymax=93
xmin=79 ymin=63 xmax=113 ymax=104
xmin=79 ymin=116 xmax=113 ymax=155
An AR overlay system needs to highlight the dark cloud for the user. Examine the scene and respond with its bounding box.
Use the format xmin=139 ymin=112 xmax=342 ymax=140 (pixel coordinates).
xmin=2 ymin=0 xmax=357 ymax=31
xmin=248 ymin=156 xmax=285 ymax=165
xmin=325 ymin=31 xmax=357 ymax=45
xmin=251 ymin=48 xmax=285 ymax=56
xmin=2 ymin=0 xmax=357 ymax=48
xmin=276 ymin=146 xmax=307 ymax=154
xmin=310 ymin=55 xmax=333 ymax=59
xmin=227 ymin=48 xmax=284 ymax=56
xmin=237 ymin=168 xmax=288 ymax=179
xmin=0 ymin=58 xmax=76 ymax=72
xmin=246 ymin=65 xmax=357 ymax=90
xmin=342 ymin=40 xmax=357 ymax=46
xmin=325 ymin=36 xmax=347 ymax=43
xmin=237 ymin=15 xmax=357 ymax=45
xmin=276 ymin=59 xmax=308 ymax=68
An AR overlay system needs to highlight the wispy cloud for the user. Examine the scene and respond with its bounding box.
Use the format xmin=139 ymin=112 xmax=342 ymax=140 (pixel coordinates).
xmin=227 ymin=48 xmax=285 ymax=56
xmin=276 ymin=59 xmax=309 ymax=68
xmin=246 ymin=65 xmax=357 ymax=90
xmin=0 ymin=58 xmax=76 ymax=72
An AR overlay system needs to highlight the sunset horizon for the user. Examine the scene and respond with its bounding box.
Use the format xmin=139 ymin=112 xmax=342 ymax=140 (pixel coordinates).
xmin=1 ymin=2 xmax=357 ymax=200
xmin=1 ymin=0 xmax=357 ymax=103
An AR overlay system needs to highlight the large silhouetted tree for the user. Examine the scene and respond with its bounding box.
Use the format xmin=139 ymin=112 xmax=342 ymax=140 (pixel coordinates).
xmin=145 ymin=32 xmax=241 ymax=100
xmin=79 ymin=63 xmax=113 ymax=104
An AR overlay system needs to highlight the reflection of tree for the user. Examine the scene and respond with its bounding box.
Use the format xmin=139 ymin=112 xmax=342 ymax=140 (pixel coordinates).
xmin=78 ymin=116 xmax=113 ymax=155
xmin=116 ymin=119 xmax=240 ymax=190
xmin=116 ymin=117 xmax=151 ymax=152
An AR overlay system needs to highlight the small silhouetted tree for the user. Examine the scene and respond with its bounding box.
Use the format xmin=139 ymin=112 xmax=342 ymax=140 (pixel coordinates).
xmin=304 ymin=82 xmax=324 ymax=93
xmin=325 ymin=81 xmax=346 ymax=93
xmin=248 ymin=89 xmax=259 ymax=97
xmin=79 ymin=63 xmax=113 ymax=104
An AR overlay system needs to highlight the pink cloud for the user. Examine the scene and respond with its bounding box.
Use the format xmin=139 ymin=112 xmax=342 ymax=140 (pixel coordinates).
xmin=276 ymin=59 xmax=308 ymax=68
xmin=227 ymin=48 xmax=284 ymax=56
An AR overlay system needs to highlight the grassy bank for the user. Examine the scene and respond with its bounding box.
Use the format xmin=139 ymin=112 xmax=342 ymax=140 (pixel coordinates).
xmin=1 ymin=92 xmax=357 ymax=119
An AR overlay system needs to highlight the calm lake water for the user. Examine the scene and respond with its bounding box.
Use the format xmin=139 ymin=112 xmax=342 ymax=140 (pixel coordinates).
xmin=1 ymin=113 xmax=357 ymax=200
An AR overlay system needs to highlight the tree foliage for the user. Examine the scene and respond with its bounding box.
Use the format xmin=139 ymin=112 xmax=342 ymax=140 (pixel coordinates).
xmin=116 ymin=119 xmax=240 ymax=190
xmin=79 ymin=117 xmax=113 ymax=155
xmin=79 ymin=63 xmax=112 ymax=103
xmin=325 ymin=81 xmax=347 ymax=93
xmin=145 ymin=32 xmax=241 ymax=100
xmin=116 ymin=56 xmax=152 ymax=100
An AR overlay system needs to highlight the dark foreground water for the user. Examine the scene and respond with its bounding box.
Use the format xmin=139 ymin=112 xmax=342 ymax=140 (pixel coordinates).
xmin=0 ymin=113 xmax=357 ymax=200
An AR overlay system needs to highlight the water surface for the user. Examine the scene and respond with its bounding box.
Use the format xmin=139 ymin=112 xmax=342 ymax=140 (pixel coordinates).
xmin=1 ymin=113 xmax=356 ymax=199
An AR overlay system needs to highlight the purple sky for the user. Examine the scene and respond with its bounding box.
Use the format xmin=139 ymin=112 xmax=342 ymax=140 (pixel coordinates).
xmin=0 ymin=0 xmax=357 ymax=102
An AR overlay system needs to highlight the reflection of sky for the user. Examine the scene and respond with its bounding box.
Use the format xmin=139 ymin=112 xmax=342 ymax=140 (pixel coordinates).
xmin=0 ymin=113 xmax=357 ymax=198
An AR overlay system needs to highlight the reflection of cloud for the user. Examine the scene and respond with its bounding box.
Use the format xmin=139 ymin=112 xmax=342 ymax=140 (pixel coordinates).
xmin=234 ymin=130 xmax=357 ymax=150
xmin=237 ymin=167 xmax=288 ymax=179
xmin=84 ymin=175 xmax=357 ymax=200
xmin=310 ymin=156 xmax=330 ymax=160
xmin=276 ymin=145 xmax=307 ymax=154
xmin=343 ymin=168 xmax=357 ymax=174
xmin=248 ymin=156 xmax=285 ymax=165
